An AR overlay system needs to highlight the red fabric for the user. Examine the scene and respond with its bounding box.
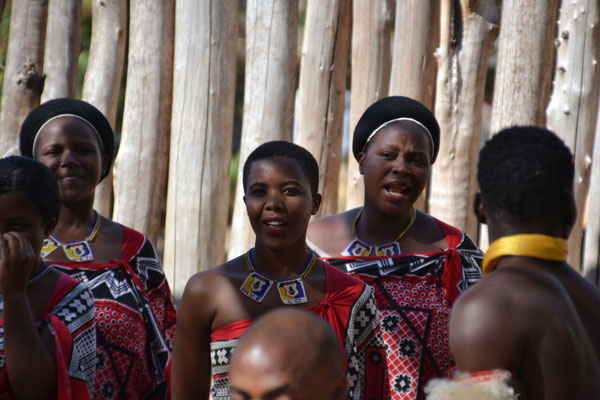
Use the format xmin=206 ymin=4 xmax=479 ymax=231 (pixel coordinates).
xmin=50 ymin=225 xmax=176 ymax=400
xmin=0 ymin=273 xmax=93 ymax=399
xmin=210 ymin=265 xmax=367 ymax=364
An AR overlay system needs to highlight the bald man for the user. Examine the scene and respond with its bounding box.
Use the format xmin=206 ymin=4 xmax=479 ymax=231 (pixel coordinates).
xmin=228 ymin=309 xmax=347 ymax=400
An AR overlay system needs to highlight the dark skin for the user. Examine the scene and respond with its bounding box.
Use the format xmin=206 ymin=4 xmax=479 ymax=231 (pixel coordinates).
xmin=229 ymin=309 xmax=347 ymax=400
xmin=0 ymin=191 xmax=63 ymax=399
xmin=171 ymin=156 xmax=326 ymax=399
xmin=308 ymin=122 xmax=447 ymax=258
xmin=33 ymin=116 xmax=123 ymax=263
xmin=449 ymin=192 xmax=600 ymax=399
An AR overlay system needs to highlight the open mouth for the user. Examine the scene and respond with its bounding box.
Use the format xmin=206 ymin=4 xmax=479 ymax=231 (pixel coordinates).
xmin=263 ymin=218 xmax=286 ymax=234
xmin=385 ymin=183 xmax=411 ymax=197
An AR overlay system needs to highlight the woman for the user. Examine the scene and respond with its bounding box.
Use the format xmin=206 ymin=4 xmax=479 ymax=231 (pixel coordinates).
xmin=0 ymin=156 xmax=96 ymax=398
xmin=171 ymin=141 xmax=382 ymax=400
xmin=19 ymin=98 xmax=176 ymax=399
xmin=307 ymin=96 xmax=483 ymax=399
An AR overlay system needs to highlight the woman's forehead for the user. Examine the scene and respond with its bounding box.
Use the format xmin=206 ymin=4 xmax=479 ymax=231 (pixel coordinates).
xmin=248 ymin=156 xmax=308 ymax=182
xmin=35 ymin=116 xmax=102 ymax=147
xmin=369 ymin=121 xmax=432 ymax=150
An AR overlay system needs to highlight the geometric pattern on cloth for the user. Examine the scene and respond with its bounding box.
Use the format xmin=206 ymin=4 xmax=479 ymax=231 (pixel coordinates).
xmin=0 ymin=277 xmax=97 ymax=398
xmin=344 ymin=285 xmax=382 ymax=400
xmin=326 ymin=229 xmax=483 ymax=400
xmin=51 ymin=229 xmax=177 ymax=400
xmin=210 ymin=339 xmax=238 ymax=399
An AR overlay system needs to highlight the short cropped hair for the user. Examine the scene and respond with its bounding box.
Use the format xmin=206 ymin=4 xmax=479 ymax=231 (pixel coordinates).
xmin=242 ymin=141 xmax=319 ymax=196
xmin=477 ymin=126 xmax=574 ymax=221
xmin=0 ymin=156 xmax=60 ymax=222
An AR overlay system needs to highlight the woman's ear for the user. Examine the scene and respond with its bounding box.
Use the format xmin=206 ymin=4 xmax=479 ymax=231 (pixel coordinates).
xmin=474 ymin=192 xmax=487 ymax=225
xmin=45 ymin=217 xmax=58 ymax=237
xmin=311 ymin=193 xmax=322 ymax=215
xmin=101 ymin=154 xmax=109 ymax=181
xmin=357 ymin=152 xmax=366 ymax=174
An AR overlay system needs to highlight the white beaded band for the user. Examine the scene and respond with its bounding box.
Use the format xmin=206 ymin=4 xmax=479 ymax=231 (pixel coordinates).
xmin=364 ymin=117 xmax=434 ymax=159
xmin=32 ymin=113 xmax=103 ymax=153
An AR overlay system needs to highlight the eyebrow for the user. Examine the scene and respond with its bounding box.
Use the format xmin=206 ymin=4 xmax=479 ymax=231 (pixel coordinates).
xmin=229 ymin=384 xmax=292 ymax=399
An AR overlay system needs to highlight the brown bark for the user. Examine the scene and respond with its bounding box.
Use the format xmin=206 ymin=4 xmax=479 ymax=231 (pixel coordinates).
xmin=296 ymin=0 xmax=351 ymax=217
xmin=429 ymin=0 xmax=499 ymax=239
xmin=164 ymin=0 xmax=238 ymax=297
xmin=228 ymin=0 xmax=298 ymax=259
xmin=41 ymin=0 xmax=81 ymax=101
xmin=345 ymin=0 xmax=394 ymax=211
xmin=547 ymin=0 xmax=600 ymax=271
xmin=81 ymin=0 xmax=128 ymax=218
xmin=490 ymin=0 xmax=559 ymax=132
xmin=112 ymin=0 xmax=174 ymax=244
xmin=0 ymin=0 xmax=47 ymax=156
xmin=389 ymin=0 xmax=440 ymax=212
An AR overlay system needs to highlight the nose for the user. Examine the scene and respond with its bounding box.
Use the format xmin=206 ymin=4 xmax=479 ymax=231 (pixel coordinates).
xmin=59 ymin=150 xmax=79 ymax=166
xmin=392 ymin=157 xmax=410 ymax=176
xmin=264 ymin=192 xmax=283 ymax=212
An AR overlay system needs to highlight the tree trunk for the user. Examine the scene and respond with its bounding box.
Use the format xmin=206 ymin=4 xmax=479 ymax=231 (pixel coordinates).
xmin=546 ymin=0 xmax=600 ymax=271
xmin=0 ymin=0 xmax=47 ymax=156
xmin=429 ymin=0 xmax=499 ymax=239
xmin=490 ymin=0 xmax=559 ymax=133
xmin=112 ymin=0 xmax=174 ymax=244
xmin=345 ymin=0 xmax=394 ymax=210
xmin=228 ymin=0 xmax=298 ymax=260
xmin=82 ymin=0 xmax=127 ymax=218
xmin=583 ymin=100 xmax=600 ymax=285
xmin=0 ymin=1 xmax=6 ymax=17
xmin=40 ymin=0 xmax=80 ymax=101
xmin=389 ymin=0 xmax=440 ymax=212
xmin=296 ymin=0 xmax=351 ymax=217
xmin=163 ymin=0 xmax=238 ymax=298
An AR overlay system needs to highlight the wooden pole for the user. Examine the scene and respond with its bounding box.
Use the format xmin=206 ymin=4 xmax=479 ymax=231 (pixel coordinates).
xmin=40 ymin=0 xmax=81 ymax=101
xmin=490 ymin=0 xmax=559 ymax=133
xmin=164 ymin=0 xmax=238 ymax=298
xmin=429 ymin=0 xmax=499 ymax=239
xmin=546 ymin=0 xmax=600 ymax=271
xmin=0 ymin=0 xmax=47 ymax=156
xmin=345 ymin=0 xmax=394 ymax=210
xmin=228 ymin=0 xmax=298 ymax=260
xmin=296 ymin=0 xmax=351 ymax=217
xmin=112 ymin=0 xmax=174 ymax=244
xmin=82 ymin=0 xmax=128 ymax=218
xmin=389 ymin=0 xmax=440 ymax=212
xmin=583 ymin=99 xmax=600 ymax=285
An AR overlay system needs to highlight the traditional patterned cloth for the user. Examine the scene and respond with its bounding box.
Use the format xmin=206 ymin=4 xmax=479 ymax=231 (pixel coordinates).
xmin=0 ymin=272 xmax=97 ymax=399
xmin=209 ymin=264 xmax=383 ymax=400
xmin=49 ymin=226 xmax=177 ymax=399
xmin=316 ymin=219 xmax=483 ymax=400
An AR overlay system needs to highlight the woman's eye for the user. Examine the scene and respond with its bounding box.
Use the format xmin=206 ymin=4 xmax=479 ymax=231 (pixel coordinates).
xmin=283 ymin=187 xmax=299 ymax=195
xmin=381 ymin=152 xmax=395 ymax=160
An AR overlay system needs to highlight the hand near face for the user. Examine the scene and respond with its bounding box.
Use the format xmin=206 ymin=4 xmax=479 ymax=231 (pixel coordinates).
xmin=0 ymin=232 xmax=37 ymax=295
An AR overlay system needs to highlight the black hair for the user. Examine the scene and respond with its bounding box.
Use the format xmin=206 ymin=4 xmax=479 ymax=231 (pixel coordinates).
xmin=242 ymin=141 xmax=319 ymax=196
xmin=19 ymin=97 xmax=115 ymax=181
xmin=478 ymin=126 xmax=574 ymax=221
xmin=0 ymin=156 xmax=60 ymax=222
xmin=353 ymin=96 xmax=441 ymax=163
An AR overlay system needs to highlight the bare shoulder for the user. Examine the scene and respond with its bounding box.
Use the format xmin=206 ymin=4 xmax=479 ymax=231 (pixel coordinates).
xmin=307 ymin=209 xmax=358 ymax=255
xmin=181 ymin=257 xmax=243 ymax=309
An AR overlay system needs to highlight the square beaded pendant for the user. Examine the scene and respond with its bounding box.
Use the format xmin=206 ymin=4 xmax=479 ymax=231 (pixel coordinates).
xmin=277 ymin=278 xmax=308 ymax=305
xmin=240 ymin=271 xmax=274 ymax=303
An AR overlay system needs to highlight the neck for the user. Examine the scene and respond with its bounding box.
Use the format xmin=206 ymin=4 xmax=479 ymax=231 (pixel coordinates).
xmin=252 ymin=241 xmax=311 ymax=280
xmin=54 ymin=197 xmax=96 ymax=237
xmin=487 ymin=219 xmax=570 ymax=244
xmin=358 ymin=203 xmax=414 ymax=244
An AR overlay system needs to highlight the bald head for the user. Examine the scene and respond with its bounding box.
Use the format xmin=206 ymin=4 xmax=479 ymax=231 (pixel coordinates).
xmin=229 ymin=309 xmax=347 ymax=400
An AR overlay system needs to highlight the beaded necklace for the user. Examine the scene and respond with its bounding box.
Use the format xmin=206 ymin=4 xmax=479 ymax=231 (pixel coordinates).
xmin=342 ymin=207 xmax=415 ymax=256
xmin=239 ymin=248 xmax=317 ymax=305
xmin=41 ymin=211 xmax=101 ymax=263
